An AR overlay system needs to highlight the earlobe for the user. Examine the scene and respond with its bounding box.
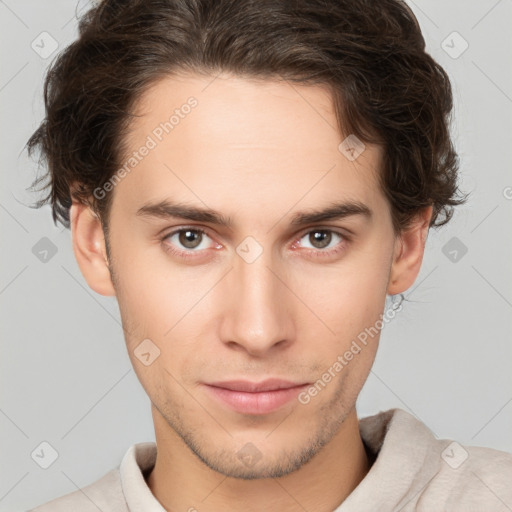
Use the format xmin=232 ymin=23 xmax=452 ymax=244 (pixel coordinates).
xmin=387 ymin=206 xmax=433 ymax=295
xmin=70 ymin=202 xmax=116 ymax=297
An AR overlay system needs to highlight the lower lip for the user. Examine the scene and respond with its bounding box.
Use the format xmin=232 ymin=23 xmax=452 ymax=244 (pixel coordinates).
xmin=204 ymin=384 xmax=309 ymax=415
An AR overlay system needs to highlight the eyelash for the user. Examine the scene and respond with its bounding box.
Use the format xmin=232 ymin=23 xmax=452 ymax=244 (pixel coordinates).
xmin=160 ymin=227 xmax=349 ymax=260
xmin=160 ymin=227 xmax=217 ymax=260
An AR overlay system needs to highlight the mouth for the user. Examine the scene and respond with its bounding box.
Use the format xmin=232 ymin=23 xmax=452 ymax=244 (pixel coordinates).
xmin=202 ymin=379 xmax=310 ymax=415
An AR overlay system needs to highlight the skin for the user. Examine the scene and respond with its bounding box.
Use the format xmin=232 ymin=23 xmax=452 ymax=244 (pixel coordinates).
xmin=71 ymin=72 xmax=432 ymax=511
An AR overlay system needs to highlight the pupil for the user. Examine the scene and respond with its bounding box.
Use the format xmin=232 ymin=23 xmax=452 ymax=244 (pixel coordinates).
xmin=180 ymin=230 xmax=201 ymax=248
xmin=310 ymin=230 xmax=331 ymax=249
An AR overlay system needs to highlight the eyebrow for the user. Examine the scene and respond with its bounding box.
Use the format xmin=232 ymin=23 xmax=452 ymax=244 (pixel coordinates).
xmin=136 ymin=199 xmax=372 ymax=228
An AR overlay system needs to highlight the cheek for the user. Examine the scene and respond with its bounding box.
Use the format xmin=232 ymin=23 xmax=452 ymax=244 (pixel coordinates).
xmin=112 ymin=249 xmax=213 ymax=371
xmin=292 ymin=249 xmax=392 ymax=343
xmin=111 ymin=239 xmax=195 ymax=325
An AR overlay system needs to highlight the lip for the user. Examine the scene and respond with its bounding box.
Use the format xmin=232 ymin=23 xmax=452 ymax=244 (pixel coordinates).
xmin=203 ymin=379 xmax=309 ymax=415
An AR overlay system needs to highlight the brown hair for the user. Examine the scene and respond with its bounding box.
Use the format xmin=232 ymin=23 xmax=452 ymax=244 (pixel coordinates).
xmin=27 ymin=0 xmax=466 ymax=234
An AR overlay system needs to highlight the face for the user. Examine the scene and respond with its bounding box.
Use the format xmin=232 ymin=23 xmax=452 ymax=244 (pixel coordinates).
xmin=91 ymin=73 xmax=404 ymax=478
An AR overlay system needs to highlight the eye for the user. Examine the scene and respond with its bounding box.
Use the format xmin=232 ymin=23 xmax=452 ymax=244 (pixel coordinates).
xmin=296 ymin=229 xmax=346 ymax=252
xmin=163 ymin=228 xmax=216 ymax=252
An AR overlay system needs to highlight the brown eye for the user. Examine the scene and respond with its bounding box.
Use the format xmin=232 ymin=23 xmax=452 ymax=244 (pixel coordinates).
xmin=296 ymin=229 xmax=345 ymax=255
xmin=178 ymin=229 xmax=203 ymax=249
xmin=309 ymin=230 xmax=332 ymax=249
xmin=163 ymin=228 xmax=214 ymax=253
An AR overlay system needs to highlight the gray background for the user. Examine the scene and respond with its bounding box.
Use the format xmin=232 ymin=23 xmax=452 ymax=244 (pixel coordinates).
xmin=1 ymin=0 xmax=511 ymax=510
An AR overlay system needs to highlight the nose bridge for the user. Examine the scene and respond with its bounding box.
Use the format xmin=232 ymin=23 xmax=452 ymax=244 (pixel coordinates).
xmin=223 ymin=248 xmax=290 ymax=355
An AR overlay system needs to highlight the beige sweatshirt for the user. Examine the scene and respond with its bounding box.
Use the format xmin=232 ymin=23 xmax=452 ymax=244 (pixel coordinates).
xmin=29 ymin=408 xmax=512 ymax=511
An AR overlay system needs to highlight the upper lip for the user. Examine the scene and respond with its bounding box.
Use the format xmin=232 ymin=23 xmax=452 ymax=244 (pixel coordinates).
xmin=206 ymin=379 xmax=308 ymax=393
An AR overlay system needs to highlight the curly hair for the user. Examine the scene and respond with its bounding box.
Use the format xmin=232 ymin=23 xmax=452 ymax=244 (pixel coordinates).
xmin=27 ymin=0 xmax=466 ymax=233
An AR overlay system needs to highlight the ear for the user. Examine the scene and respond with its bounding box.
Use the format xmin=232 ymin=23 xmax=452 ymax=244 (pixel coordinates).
xmin=387 ymin=206 xmax=433 ymax=295
xmin=70 ymin=201 xmax=116 ymax=296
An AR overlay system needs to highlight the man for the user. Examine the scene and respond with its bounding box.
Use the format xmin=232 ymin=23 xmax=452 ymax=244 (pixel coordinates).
xmin=28 ymin=0 xmax=511 ymax=510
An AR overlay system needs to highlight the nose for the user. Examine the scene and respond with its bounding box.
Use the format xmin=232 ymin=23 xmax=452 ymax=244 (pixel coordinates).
xmin=220 ymin=250 xmax=293 ymax=357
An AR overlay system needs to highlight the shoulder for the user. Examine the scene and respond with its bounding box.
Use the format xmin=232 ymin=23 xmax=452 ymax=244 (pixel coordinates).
xmin=397 ymin=409 xmax=512 ymax=510
xmin=420 ymin=442 xmax=512 ymax=509
xmin=357 ymin=409 xmax=512 ymax=511
xmin=28 ymin=467 xmax=126 ymax=512
xmin=28 ymin=442 xmax=157 ymax=512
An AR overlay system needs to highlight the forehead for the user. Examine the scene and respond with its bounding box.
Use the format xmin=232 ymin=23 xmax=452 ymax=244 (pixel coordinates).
xmin=115 ymin=72 xmax=384 ymax=218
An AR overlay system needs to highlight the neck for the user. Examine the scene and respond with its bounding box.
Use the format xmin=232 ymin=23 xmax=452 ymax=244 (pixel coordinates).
xmin=146 ymin=406 xmax=370 ymax=512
